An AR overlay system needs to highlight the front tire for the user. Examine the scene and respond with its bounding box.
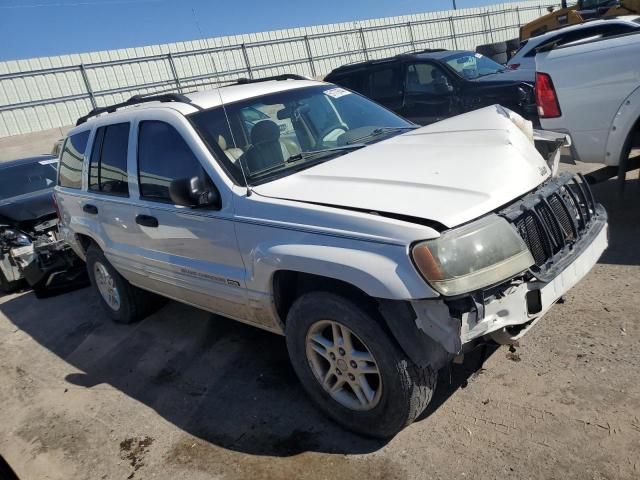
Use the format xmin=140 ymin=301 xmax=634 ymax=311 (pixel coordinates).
xmin=86 ymin=246 xmax=154 ymax=324
xmin=285 ymin=292 xmax=436 ymax=438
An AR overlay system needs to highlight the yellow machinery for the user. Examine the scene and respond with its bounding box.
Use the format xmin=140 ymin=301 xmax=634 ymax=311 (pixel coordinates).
xmin=520 ymin=0 xmax=640 ymax=40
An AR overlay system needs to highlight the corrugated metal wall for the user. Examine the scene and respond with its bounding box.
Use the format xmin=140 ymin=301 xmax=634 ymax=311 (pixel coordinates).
xmin=0 ymin=0 xmax=556 ymax=138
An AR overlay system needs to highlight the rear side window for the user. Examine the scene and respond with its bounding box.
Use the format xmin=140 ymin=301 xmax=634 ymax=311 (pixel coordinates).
xmin=330 ymin=72 xmax=366 ymax=94
xmin=366 ymin=67 xmax=401 ymax=99
xmin=138 ymin=121 xmax=204 ymax=203
xmin=58 ymin=130 xmax=90 ymax=189
xmin=88 ymin=123 xmax=130 ymax=196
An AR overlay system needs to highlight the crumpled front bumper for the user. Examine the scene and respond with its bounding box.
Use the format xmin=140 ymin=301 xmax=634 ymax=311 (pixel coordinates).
xmin=461 ymin=210 xmax=607 ymax=344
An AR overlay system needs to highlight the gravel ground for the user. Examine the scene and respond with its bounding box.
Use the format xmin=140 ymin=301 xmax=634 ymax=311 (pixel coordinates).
xmin=0 ymin=163 xmax=639 ymax=480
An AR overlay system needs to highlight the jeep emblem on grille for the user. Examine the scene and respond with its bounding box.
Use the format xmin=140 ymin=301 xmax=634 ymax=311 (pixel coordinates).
xmin=539 ymin=166 xmax=548 ymax=176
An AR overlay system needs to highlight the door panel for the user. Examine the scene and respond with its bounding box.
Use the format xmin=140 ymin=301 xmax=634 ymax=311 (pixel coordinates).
xmin=131 ymin=119 xmax=249 ymax=320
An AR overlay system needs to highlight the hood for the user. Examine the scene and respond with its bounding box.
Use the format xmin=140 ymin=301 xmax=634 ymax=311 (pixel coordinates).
xmin=0 ymin=188 xmax=56 ymax=229
xmin=470 ymin=68 xmax=535 ymax=84
xmin=253 ymin=106 xmax=551 ymax=229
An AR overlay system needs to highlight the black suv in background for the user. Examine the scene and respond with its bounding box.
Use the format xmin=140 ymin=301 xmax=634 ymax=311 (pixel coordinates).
xmin=325 ymin=49 xmax=537 ymax=126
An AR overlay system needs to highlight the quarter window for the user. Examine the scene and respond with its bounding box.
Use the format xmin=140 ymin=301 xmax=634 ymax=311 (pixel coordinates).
xmin=88 ymin=123 xmax=130 ymax=196
xmin=58 ymin=130 xmax=90 ymax=189
xmin=138 ymin=121 xmax=206 ymax=203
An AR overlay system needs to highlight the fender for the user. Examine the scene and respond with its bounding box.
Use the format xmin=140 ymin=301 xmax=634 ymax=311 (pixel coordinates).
xmin=249 ymin=241 xmax=439 ymax=301
xmin=604 ymin=85 xmax=640 ymax=167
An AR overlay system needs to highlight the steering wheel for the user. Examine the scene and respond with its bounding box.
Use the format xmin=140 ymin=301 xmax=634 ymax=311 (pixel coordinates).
xmin=317 ymin=123 xmax=348 ymax=146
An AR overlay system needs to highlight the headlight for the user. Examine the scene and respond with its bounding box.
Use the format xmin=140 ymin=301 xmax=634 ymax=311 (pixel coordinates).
xmin=1 ymin=229 xmax=32 ymax=247
xmin=412 ymin=215 xmax=534 ymax=296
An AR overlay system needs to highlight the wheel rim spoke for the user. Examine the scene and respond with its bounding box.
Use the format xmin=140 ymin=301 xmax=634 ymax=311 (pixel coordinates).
xmin=305 ymin=319 xmax=382 ymax=411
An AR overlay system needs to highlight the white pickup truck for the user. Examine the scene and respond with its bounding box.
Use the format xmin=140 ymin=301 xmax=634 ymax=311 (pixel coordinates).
xmin=536 ymin=31 xmax=640 ymax=180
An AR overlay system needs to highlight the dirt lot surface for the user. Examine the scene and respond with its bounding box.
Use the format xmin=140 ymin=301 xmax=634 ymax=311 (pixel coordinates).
xmin=1 ymin=164 xmax=639 ymax=480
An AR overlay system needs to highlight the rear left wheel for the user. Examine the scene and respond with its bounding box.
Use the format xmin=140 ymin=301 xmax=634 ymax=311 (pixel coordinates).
xmin=86 ymin=245 xmax=158 ymax=323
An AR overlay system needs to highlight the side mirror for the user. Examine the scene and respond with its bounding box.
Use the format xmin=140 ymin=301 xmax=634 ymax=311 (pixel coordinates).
xmin=169 ymin=176 xmax=220 ymax=209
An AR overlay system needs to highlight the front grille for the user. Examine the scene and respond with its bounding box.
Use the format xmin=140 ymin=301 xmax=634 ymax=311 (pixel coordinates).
xmin=501 ymin=173 xmax=598 ymax=271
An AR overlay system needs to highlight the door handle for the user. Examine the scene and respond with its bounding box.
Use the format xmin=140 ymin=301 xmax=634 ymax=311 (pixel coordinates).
xmin=135 ymin=214 xmax=159 ymax=228
xmin=83 ymin=204 xmax=98 ymax=215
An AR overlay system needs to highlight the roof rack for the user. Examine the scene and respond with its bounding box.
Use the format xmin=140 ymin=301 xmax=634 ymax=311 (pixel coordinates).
xmin=233 ymin=73 xmax=310 ymax=84
xmin=75 ymin=92 xmax=197 ymax=125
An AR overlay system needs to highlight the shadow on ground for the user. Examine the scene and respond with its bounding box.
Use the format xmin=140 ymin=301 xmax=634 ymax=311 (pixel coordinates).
xmin=0 ymin=289 xmax=489 ymax=458
xmin=592 ymin=177 xmax=640 ymax=266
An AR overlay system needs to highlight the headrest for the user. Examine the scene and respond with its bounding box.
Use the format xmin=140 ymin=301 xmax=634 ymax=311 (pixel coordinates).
xmin=251 ymin=120 xmax=280 ymax=145
xmin=217 ymin=134 xmax=227 ymax=150
xmin=431 ymin=68 xmax=442 ymax=79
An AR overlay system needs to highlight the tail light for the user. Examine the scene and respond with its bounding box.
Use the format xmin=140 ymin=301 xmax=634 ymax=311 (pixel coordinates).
xmin=508 ymin=63 xmax=520 ymax=70
xmin=535 ymin=72 xmax=561 ymax=118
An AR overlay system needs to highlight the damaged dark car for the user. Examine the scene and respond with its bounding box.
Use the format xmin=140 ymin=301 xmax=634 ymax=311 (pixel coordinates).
xmin=325 ymin=49 xmax=537 ymax=126
xmin=0 ymin=155 xmax=86 ymax=296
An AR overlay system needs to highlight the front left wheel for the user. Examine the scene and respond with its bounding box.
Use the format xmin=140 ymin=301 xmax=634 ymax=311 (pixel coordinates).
xmin=285 ymin=292 xmax=436 ymax=438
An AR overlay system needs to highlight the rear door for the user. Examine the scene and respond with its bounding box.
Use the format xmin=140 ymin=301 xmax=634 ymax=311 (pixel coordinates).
xmin=362 ymin=63 xmax=404 ymax=113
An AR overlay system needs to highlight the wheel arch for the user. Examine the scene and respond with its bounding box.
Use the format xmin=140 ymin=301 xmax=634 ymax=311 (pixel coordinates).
xmin=604 ymin=85 xmax=640 ymax=167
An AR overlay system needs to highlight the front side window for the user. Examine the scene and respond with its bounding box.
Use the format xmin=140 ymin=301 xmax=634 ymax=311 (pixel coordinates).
xmin=190 ymin=85 xmax=414 ymax=185
xmin=58 ymin=130 xmax=90 ymax=189
xmin=138 ymin=121 xmax=208 ymax=203
xmin=444 ymin=52 xmax=505 ymax=79
xmin=405 ymin=63 xmax=451 ymax=94
xmin=89 ymin=123 xmax=130 ymax=196
xmin=0 ymin=159 xmax=58 ymax=201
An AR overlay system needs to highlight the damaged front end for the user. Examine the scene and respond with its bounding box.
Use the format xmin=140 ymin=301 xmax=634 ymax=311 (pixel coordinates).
xmin=380 ymin=172 xmax=607 ymax=370
xmin=0 ymin=218 xmax=87 ymax=296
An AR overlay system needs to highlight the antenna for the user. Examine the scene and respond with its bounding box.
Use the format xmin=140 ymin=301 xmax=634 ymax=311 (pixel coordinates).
xmin=191 ymin=7 xmax=252 ymax=196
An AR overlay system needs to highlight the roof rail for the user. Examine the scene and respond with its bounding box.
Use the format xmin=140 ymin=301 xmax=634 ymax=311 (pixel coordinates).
xmin=404 ymin=48 xmax=449 ymax=55
xmin=233 ymin=73 xmax=310 ymax=84
xmin=75 ymin=92 xmax=197 ymax=125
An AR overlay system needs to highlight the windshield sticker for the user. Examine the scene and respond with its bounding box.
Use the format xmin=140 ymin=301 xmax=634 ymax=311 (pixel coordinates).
xmin=324 ymin=87 xmax=351 ymax=99
xmin=475 ymin=53 xmax=483 ymax=58
xmin=38 ymin=159 xmax=58 ymax=165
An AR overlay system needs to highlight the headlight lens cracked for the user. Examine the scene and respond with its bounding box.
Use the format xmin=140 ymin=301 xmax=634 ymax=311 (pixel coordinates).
xmin=412 ymin=214 xmax=534 ymax=296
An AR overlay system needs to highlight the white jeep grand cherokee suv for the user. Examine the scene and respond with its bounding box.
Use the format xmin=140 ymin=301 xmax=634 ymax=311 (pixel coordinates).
xmin=55 ymin=75 xmax=608 ymax=438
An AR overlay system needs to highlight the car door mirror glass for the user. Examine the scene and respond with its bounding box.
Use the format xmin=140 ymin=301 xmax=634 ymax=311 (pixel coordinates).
xmin=169 ymin=176 xmax=220 ymax=209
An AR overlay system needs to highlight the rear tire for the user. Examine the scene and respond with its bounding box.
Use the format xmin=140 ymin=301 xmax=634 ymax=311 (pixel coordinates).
xmin=285 ymin=292 xmax=436 ymax=438
xmin=86 ymin=245 xmax=156 ymax=324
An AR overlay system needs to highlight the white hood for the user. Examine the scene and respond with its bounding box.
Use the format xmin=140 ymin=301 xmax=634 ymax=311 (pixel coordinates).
xmin=253 ymin=106 xmax=551 ymax=228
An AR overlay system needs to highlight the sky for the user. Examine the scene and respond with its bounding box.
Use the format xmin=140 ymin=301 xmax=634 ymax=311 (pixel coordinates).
xmin=0 ymin=0 xmax=518 ymax=61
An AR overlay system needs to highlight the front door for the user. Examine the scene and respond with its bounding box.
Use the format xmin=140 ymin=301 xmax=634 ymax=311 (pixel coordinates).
xmin=124 ymin=116 xmax=248 ymax=321
xmin=401 ymin=62 xmax=459 ymax=125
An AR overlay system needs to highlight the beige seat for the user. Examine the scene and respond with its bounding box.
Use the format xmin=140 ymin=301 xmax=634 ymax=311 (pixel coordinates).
xmin=217 ymin=134 xmax=244 ymax=163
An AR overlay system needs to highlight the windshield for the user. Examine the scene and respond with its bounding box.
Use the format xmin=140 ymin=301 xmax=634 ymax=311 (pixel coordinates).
xmin=0 ymin=160 xmax=57 ymax=201
xmin=189 ymin=85 xmax=413 ymax=185
xmin=444 ymin=52 xmax=505 ymax=80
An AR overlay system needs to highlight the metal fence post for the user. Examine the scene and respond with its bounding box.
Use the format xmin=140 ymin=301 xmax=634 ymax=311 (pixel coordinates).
xmin=303 ymin=35 xmax=317 ymax=77
xmin=79 ymin=64 xmax=97 ymax=109
xmin=407 ymin=21 xmax=416 ymax=51
xmin=240 ymin=43 xmax=253 ymax=79
xmin=166 ymin=53 xmax=182 ymax=93
xmin=515 ymin=6 xmax=521 ymax=26
xmin=359 ymin=27 xmax=369 ymax=61
xmin=448 ymin=17 xmax=458 ymax=50
xmin=486 ymin=12 xmax=495 ymax=43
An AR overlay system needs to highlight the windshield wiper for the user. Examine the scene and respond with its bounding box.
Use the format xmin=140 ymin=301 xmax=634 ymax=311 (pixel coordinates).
xmin=346 ymin=125 xmax=420 ymax=145
xmin=248 ymin=144 xmax=366 ymax=182
xmin=285 ymin=144 xmax=366 ymax=164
